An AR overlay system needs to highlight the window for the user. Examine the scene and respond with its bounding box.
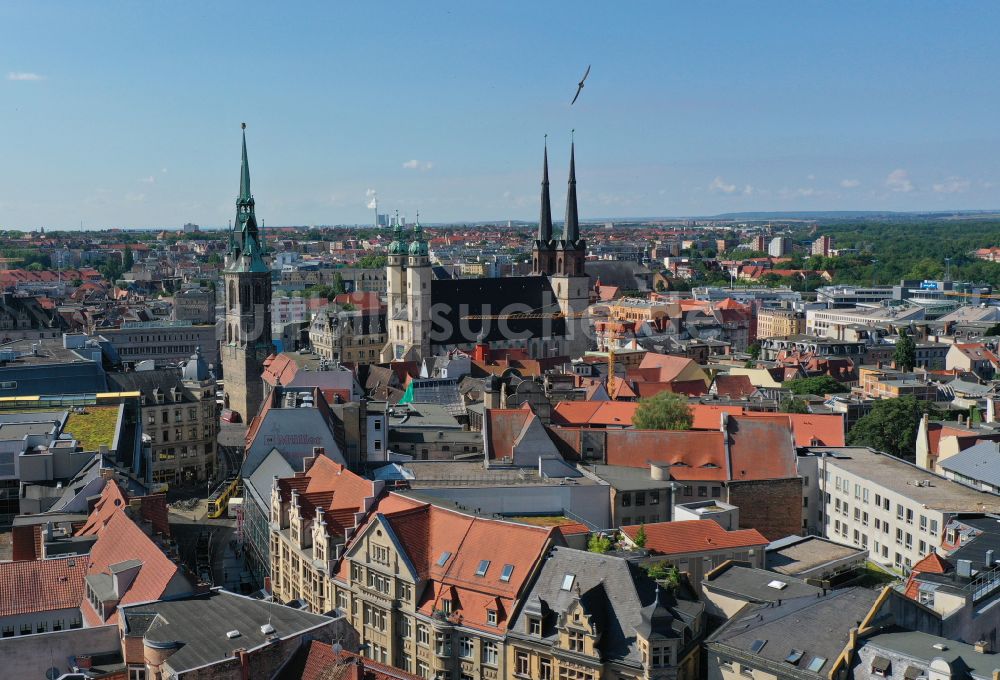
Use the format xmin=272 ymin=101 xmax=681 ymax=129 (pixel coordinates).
xmin=371 ymin=544 xmax=390 ymax=565
xmin=920 ymin=515 xmax=928 ymax=532
xmin=129 ymin=669 xmax=147 ymax=680
xmin=621 ymin=492 xmax=631 ymax=507
xmin=529 ymin=617 xmax=542 ymax=635
xmin=635 ymin=492 xmax=646 ymax=506
xmin=440 ymin=598 xmax=452 ymax=615
xmin=400 ymin=616 xmax=412 ymax=639
xmin=712 ymin=487 xmax=722 ymax=498
xmin=929 ymin=519 xmax=939 ymax=535
xmin=698 ymin=486 xmax=708 ymax=497
xmin=416 ymin=660 xmax=430 ymax=679
xmin=906 ymin=508 xmax=914 ymax=524
xmin=436 ymin=551 xmax=451 ymax=566
xmin=561 ymin=573 xmax=575 ymax=591
xmin=482 ymin=641 xmax=499 ymax=666
xmin=487 ymin=608 xmax=498 ymax=626
xmin=417 ymin=624 xmax=429 ymax=646
xmin=435 ymin=632 xmax=452 ymax=656
xmin=459 ymin=636 xmax=474 ymax=658
xmin=568 ymin=630 xmax=585 ymax=652
xmin=540 ymin=658 xmax=553 ymax=680
xmin=515 ymin=650 xmax=530 ymax=676
xmin=649 ymin=491 xmax=659 ymax=505
xmin=500 ymin=564 xmax=514 ymax=582
xmin=476 ymin=559 xmax=491 ymax=577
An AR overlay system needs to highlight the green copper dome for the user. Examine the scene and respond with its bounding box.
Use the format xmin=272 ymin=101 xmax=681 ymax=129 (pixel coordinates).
xmin=408 ymin=220 xmax=428 ymax=256
xmin=388 ymin=223 xmax=406 ymax=255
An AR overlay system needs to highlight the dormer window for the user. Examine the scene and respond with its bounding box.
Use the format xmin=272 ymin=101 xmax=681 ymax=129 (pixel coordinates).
xmin=529 ymin=617 xmax=541 ymax=636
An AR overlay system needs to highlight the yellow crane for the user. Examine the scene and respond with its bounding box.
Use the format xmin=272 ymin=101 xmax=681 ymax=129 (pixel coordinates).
xmin=943 ymin=290 xmax=1000 ymax=300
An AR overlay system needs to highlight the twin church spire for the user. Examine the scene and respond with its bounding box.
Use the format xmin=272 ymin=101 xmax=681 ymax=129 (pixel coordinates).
xmin=534 ymin=135 xmax=584 ymax=276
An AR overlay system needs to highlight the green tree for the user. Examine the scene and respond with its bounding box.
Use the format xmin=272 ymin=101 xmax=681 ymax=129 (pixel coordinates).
xmin=122 ymin=247 xmax=134 ymax=271
xmin=780 ymin=396 xmax=810 ymax=414
xmin=655 ymin=280 xmax=666 ymax=292
xmin=985 ymin=323 xmax=1000 ymax=337
xmin=847 ymin=396 xmax=938 ymax=459
xmin=894 ymin=331 xmax=916 ymax=372
xmin=647 ymin=562 xmax=681 ymax=589
xmin=333 ymin=272 xmax=346 ymax=295
xmin=26 ymin=262 xmax=43 ymax=272
xmin=632 ymin=392 xmax=693 ymax=430
xmin=206 ymin=252 xmax=222 ymax=266
xmin=634 ymin=524 xmax=647 ymax=548
xmin=747 ymin=342 xmax=761 ymax=360
xmin=783 ymin=375 xmax=849 ymax=395
xmin=587 ymin=533 xmax=612 ymax=554
xmin=357 ymin=254 xmax=387 ymax=269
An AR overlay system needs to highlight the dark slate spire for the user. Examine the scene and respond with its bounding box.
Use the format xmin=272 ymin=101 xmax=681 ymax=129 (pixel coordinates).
xmin=229 ymin=124 xmax=268 ymax=273
xmin=539 ymin=137 xmax=552 ymax=242
xmin=563 ymin=134 xmax=578 ymax=242
xmin=239 ymin=125 xmax=252 ymax=203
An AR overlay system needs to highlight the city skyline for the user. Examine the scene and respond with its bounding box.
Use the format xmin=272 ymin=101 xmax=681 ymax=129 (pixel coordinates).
xmin=4 ymin=2 xmax=1000 ymax=228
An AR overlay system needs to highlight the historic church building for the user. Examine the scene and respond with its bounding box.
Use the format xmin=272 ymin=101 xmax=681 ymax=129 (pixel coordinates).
xmin=221 ymin=127 xmax=273 ymax=423
xmin=382 ymin=142 xmax=590 ymax=363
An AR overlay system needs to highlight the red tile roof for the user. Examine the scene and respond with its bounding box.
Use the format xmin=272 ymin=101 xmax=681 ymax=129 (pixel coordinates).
xmin=350 ymin=498 xmax=554 ymax=634
xmin=0 ymin=557 xmax=87 ymax=617
xmin=713 ymin=375 xmax=757 ymax=399
xmin=299 ymin=643 xmax=421 ymax=680
xmin=277 ymin=456 xmax=379 ymax=538
xmin=77 ymin=480 xmax=129 ymax=536
xmin=903 ymin=552 xmax=952 ymax=599
xmin=484 ymin=408 xmax=535 ymax=459
xmin=621 ymin=520 xmax=768 ymax=556
xmin=604 ymin=430 xmax=728 ymax=480
xmin=82 ymin=507 xmax=192 ymax=625
xmin=551 ymin=401 xmax=637 ymax=427
xmin=726 ymin=415 xmax=797 ymax=481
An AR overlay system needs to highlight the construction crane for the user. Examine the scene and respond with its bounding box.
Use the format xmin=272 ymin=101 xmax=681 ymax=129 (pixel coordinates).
xmin=943 ymin=290 xmax=1000 ymax=300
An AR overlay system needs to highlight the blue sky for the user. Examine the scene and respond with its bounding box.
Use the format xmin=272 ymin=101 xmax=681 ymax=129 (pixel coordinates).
xmin=3 ymin=2 xmax=1000 ymax=228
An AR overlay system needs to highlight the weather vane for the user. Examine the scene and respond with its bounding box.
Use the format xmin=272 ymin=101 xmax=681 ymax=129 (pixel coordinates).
xmin=241 ymin=122 xmax=246 ymax=130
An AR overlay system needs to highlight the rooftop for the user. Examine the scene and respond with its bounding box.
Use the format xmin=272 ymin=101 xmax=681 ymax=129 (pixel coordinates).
xmin=0 ymin=555 xmax=88 ymax=617
xmin=702 ymin=562 xmax=823 ymax=602
xmin=122 ymin=590 xmax=336 ymax=674
xmin=765 ymin=535 xmax=868 ymax=576
xmin=622 ymin=520 xmax=769 ymax=556
xmin=813 ymin=447 xmax=1000 ymax=513
xmin=63 ymin=406 xmax=120 ymax=451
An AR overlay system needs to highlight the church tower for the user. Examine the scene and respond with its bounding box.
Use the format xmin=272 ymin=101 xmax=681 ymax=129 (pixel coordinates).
xmin=552 ymin=140 xmax=590 ymax=356
xmin=221 ymin=125 xmax=273 ymax=423
xmin=405 ymin=215 xmax=433 ymax=359
xmin=532 ymin=139 xmax=557 ymax=275
xmin=383 ymin=213 xmax=409 ymax=362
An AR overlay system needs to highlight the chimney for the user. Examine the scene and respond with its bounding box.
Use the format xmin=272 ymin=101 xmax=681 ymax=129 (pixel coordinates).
xmin=237 ymin=649 xmax=250 ymax=680
xmin=974 ymin=640 xmax=991 ymax=654
xmin=987 ymin=549 xmax=995 ymax=566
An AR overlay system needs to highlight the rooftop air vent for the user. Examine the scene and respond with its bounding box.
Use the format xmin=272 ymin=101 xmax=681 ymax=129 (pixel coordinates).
xmin=226 ymin=630 xmax=241 ymax=639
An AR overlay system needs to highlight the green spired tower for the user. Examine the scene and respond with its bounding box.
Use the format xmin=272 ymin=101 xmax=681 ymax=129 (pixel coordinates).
xmin=221 ymin=124 xmax=273 ymax=424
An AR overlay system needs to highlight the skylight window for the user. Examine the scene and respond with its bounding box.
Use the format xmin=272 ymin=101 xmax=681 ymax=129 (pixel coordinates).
xmin=500 ymin=564 xmax=514 ymax=582
xmin=750 ymin=639 xmax=767 ymax=654
xmin=475 ymin=560 xmax=491 ymax=577
xmin=436 ymin=551 xmax=451 ymax=566
xmin=785 ymin=650 xmax=804 ymax=665
xmin=766 ymin=580 xmax=787 ymax=590
xmin=807 ymin=657 xmax=827 ymax=673
xmin=561 ymin=573 xmax=575 ymax=591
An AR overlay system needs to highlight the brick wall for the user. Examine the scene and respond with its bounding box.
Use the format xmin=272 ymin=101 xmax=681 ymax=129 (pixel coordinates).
xmin=726 ymin=477 xmax=802 ymax=540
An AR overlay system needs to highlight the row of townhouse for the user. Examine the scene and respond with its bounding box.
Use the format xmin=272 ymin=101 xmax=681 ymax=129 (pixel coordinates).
xmin=268 ymin=453 xmax=705 ymax=680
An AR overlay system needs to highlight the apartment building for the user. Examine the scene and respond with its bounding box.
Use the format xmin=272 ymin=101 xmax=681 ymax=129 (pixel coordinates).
xmin=106 ymin=349 xmax=217 ymax=485
xmin=328 ymin=498 xmax=556 ymax=680
xmin=309 ymin=306 xmax=387 ymax=366
xmin=506 ymin=547 xmax=705 ymax=680
xmin=804 ymin=447 xmax=1000 ymax=573
xmin=755 ymin=308 xmax=805 ymax=339
xmin=101 ymin=320 xmax=219 ymax=368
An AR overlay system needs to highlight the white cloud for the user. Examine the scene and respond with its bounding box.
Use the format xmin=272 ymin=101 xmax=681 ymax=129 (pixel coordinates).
xmin=125 ymin=193 xmax=145 ymax=202
xmin=138 ymin=176 xmax=155 ymax=184
xmin=402 ymin=159 xmax=434 ymax=171
xmin=886 ymin=168 xmax=914 ymax=193
xmin=7 ymin=72 xmax=44 ymax=81
xmin=840 ymin=179 xmax=860 ymax=188
xmin=365 ymin=188 xmax=377 ymax=209
xmin=742 ymin=184 xmax=754 ymax=196
xmin=709 ymin=176 xmax=738 ymax=194
xmin=161 ymin=168 xmax=168 ymax=174
xmin=932 ymin=176 xmax=970 ymax=194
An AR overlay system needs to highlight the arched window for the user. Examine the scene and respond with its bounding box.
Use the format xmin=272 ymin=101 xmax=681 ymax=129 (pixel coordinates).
xmin=228 ymin=281 xmax=236 ymax=309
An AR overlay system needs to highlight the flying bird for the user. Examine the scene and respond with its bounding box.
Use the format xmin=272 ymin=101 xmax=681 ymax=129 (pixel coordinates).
xmin=571 ymin=65 xmax=591 ymax=105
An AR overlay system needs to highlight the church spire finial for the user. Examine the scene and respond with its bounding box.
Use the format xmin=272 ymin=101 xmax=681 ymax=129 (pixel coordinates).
xmin=563 ymin=133 xmax=578 ymax=242
xmin=539 ymin=135 xmax=552 ymax=242
xmin=239 ymin=123 xmax=251 ymax=203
